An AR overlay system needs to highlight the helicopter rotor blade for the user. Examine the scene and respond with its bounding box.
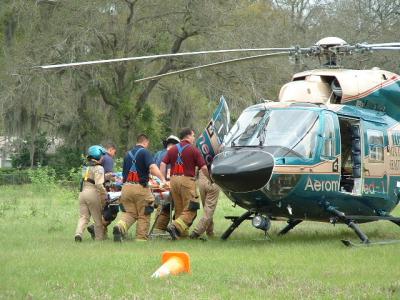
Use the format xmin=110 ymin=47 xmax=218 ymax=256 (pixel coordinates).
xmin=362 ymin=42 xmax=400 ymax=47
xmin=328 ymin=43 xmax=400 ymax=54
xmin=134 ymin=51 xmax=290 ymax=83
xmin=37 ymin=47 xmax=296 ymax=70
xmin=368 ymin=46 xmax=400 ymax=51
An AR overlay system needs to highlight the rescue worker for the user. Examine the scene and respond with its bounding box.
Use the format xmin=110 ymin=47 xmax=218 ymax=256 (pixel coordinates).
xmin=153 ymin=135 xmax=180 ymax=169
xmin=75 ymin=145 xmax=108 ymax=242
xmin=87 ymin=142 xmax=118 ymax=239
xmin=102 ymin=143 xmax=117 ymax=179
xmin=160 ymin=128 xmax=211 ymax=240
xmin=190 ymin=171 xmax=220 ymax=239
xmin=113 ymin=134 xmax=167 ymax=242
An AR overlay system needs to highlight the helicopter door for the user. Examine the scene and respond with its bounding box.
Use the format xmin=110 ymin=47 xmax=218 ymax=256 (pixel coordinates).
xmin=196 ymin=96 xmax=230 ymax=166
xmin=320 ymin=112 xmax=341 ymax=190
xmin=339 ymin=118 xmax=363 ymax=195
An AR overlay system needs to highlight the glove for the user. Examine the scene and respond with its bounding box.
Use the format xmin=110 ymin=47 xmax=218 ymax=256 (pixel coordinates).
xmin=144 ymin=205 xmax=154 ymax=215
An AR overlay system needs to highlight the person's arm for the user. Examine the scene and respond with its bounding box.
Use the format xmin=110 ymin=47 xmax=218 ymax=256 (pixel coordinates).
xmin=94 ymin=166 xmax=107 ymax=199
xmin=104 ymin=172 xmax=115 ymax=182
xmin=160 ymin=162 xmax=167 ymax=179
xmin=150 ymin=163 xmax=166 ymax=183
xmin=200 ymin=165 xmax=212 ymax=182
xmin=195 ymin=147 xmax=212 ymax=182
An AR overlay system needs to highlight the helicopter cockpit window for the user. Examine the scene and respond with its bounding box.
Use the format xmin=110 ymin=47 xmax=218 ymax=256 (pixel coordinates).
xmin=224 ymin=108 xmax=266 ymax=146
xmin=236 ymin=110 xmax=268 ymax=145
xmin=367 ymin=129 xmax=384 ymax=162
xmin=227 ymin=108 xmax=320 ymax=159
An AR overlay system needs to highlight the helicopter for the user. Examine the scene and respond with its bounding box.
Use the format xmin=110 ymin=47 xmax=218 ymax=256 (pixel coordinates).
xmin=39 ymin=37 xmax=400 ymax=246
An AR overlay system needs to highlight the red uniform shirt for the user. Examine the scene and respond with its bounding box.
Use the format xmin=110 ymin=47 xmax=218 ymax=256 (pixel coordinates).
xmin=162 ymin=140 xmax=206 ymax=177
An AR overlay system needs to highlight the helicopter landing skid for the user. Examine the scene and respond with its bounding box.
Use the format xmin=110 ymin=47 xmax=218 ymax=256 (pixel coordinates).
xmin=327 ymin=205 xmax=400 ymax=246
xmin=341 ymin=239 xmax=400 ymax=247
xmin=278 ymin=219 xmax=303 ymax=235
xmin=341 ymin=215 xmax=400 ymax=247
xmin=221 ymin=211 xmax=254 ymax=240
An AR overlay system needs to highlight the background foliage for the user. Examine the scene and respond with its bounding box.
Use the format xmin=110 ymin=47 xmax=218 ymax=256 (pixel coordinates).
xmin=0 ymin=0 xmax=400 ymax=171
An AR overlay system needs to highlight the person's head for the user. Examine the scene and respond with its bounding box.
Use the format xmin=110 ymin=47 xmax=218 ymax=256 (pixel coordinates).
xmin=105 ymin=143 xmax=117 ymax=157
xmin=179 ymin=128 xmax=195 ymax=144
xmin=163 ymin=135 xmax=180 ymax=149
xmin=137 ymin=134 xmax=150 ymax=148
xmin=87 ymin=145 xmax=106 ymax=161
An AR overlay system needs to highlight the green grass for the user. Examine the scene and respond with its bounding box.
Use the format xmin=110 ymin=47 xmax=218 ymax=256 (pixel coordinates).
xmin=1 ymin=184 xmax=400 ymax=299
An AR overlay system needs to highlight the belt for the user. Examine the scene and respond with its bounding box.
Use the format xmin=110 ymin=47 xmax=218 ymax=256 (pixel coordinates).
xmin=85 ymin=178 xmax=95 ymax=184
xmin=171 ymin=175 xmax=195 ymax=179
xmin=125 ymin=181 xmax=148 ymax=187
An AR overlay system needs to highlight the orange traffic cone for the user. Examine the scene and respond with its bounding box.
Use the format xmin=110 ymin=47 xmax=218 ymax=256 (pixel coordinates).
xmin=151 ymin=251 xmax=191 ymax=278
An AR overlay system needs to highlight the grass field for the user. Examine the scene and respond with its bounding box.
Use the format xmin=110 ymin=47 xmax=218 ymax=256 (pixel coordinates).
xmin=1 ymin=184 xmax=400 ymax=299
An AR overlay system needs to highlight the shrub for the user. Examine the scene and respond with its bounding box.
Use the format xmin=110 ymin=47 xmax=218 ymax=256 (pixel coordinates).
xmin=27 ymin=166 xmax=57 ymax=190
xmin=46 ymin=146 xmax=84 ymax=180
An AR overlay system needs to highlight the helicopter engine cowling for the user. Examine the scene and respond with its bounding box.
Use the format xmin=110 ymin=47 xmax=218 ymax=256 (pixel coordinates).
xmin=211 ymin=148 xmax=274 ymax=193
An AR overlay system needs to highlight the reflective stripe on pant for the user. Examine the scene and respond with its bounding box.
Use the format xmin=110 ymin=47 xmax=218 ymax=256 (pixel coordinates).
xmin=193 ymin=172 xmax=220 ymax=236
xmin=75 ymin=187 xmax=104 ymax=240
xmin=117 ymin=183 xmax=154 ymax=240
xmin=170 ymin=176 xmax=198 ymax=235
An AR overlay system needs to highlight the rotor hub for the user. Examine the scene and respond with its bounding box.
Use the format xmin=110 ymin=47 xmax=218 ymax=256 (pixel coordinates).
xmin=315 ymin=37 xmax=348 ymax=48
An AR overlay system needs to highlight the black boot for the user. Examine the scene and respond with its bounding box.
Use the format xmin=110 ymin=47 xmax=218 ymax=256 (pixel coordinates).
xmin=189 ymin=231 xmax=200 ymax=239
xmin=87 ymin=225 xmax=95 ymax=240
xmin=113 ymin=226 xmax=122 ymax=242
xmin=166 ymin=224 xmax=180 ymax=240
xmin=74 ymin=235 xmax=82 ymax=242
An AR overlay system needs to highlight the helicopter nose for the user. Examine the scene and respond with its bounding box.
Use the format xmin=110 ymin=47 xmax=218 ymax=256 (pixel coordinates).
xmin=211 ymin=149 xmax=274 ymax=193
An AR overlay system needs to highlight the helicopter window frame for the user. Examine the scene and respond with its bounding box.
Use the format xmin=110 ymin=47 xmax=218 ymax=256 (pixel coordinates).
xmin=236 ymin=109 xmax=268 ymax=145
xmin=321 ymin=113 xmax=337 ymax=158
xmin=367 ymin=129 xmax=384 ymax=162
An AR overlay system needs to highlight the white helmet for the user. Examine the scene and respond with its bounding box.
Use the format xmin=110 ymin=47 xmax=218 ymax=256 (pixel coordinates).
xmin=163 ymin=135 xmax=180 ymax=147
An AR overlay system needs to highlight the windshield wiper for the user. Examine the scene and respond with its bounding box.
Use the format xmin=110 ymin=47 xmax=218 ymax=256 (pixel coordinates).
xmin=257 ymin=113 xmax=270 ymax=146
xmin=230 ymin=123 xmax=241 ymax=147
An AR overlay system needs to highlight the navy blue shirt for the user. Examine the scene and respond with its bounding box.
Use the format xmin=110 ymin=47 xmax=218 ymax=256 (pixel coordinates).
xmin=153 ymin=149 xmax=167 ymax=168
xmin=122 ymin=146 xmax=154 ymax=184
xmin=102 ymin=153 xmax=114 ymax=173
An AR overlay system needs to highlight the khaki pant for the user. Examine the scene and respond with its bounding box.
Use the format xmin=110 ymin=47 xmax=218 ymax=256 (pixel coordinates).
xmin=154 ymin=202 xmax=171 ymax=232
xmin=117 ymin=183 xmax=154 ymax=240
xmin=75 ymin=187 xmax=105 ymax=240
xmin=170 ymin=176 xmax=199 ymax=236
xmin=193 ymin=172 xmax=220 ymax=236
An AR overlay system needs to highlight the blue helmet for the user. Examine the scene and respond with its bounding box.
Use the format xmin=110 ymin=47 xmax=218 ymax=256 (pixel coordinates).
xmin=87 ymin=145 xmax=106 ymax=160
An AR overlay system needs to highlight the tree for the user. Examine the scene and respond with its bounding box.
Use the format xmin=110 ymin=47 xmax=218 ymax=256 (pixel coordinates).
xmin=0 ymin=1 xmax=78 ymax=166
xmin=1 ymin=0 xmax=400 ymax=163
